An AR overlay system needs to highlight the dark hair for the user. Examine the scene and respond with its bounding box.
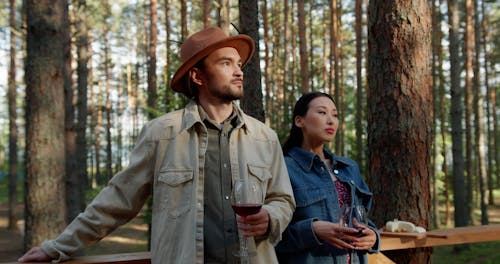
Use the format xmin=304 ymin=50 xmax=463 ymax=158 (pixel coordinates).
xmin=282 ymin=92 xmax=336 ymax=155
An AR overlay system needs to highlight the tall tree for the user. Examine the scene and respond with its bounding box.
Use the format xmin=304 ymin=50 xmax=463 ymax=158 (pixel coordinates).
xmin=261 ymin=0 xmax=271 ymax=125
xmin=447 ymin=0 xmax=469 ymax=229
xmin=25 ymin=0 xmax=68 ymax=248
xmin=472 ymin=0 xmax=488 ymax=225
xmin=464 ymin=0 xmax=474 ymax=222
xmin=147 ymin=0 xmax=158 ymax=119
xmin=72 ymin=0 xmax=90 ymax=221
xmin=297 ymin=0 xmax=309 ymax=93
xmin=8 ymin=0 xmax=19 ymax=231
xmin=202 ymin=0 xmax=211 ymax=28
xmin=64 ymin=0 xmax=76 ymax=224
xmin=354 ymin=0 xmax=363 ymax=166
xmin=239 ymin=0 xmax=264 ymax=122
xmin=482 ymin=0 xmax=496 ymax=206
xmin=219 ymin=0 xmax=230 ymax=33
xmin=367 ymin=1 xmax=433 ymax=263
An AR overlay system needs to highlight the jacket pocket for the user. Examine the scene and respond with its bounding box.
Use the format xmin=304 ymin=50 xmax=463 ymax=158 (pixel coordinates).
xmin=158 ymin=169 xmax=194 ymax=218
xmin=247 ymin=164 xmax=272 ymax=182
xmin=293 ymin=188 xmax=328 ymax=220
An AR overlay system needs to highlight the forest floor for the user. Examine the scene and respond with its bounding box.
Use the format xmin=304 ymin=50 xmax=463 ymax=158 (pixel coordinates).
xmin=0 ymin=198 xmax=499 ymax=263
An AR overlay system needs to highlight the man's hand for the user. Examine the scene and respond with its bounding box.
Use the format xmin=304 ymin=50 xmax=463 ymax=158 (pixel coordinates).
xmin=18 ymin=247 xmax=52 ymax=262
xmin=237 ymin=208 xmax=269 ymax=237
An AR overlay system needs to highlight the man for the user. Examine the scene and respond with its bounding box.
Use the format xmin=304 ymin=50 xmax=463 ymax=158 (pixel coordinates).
xmin=19 ymin=26 xmax=295 ymax=264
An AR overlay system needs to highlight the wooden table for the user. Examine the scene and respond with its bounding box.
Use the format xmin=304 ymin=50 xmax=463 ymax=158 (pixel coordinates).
xmin=6 ymin=225 xmax=500 ymax=264
xmin=368 ymin=224 xmax=500 ymax=263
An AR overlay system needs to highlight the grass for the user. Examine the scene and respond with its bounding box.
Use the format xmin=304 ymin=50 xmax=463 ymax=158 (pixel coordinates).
xmin=432 ymin=241 xmax=500 ymax=264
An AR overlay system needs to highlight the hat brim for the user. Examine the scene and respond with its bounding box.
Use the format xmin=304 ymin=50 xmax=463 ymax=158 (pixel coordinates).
xmin=171 ymin=35 xmax=255 ymax=97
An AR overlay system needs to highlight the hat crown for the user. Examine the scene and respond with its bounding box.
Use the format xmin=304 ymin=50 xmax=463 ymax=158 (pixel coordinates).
xmin=180 ymin=27 xmax=229 ymax=64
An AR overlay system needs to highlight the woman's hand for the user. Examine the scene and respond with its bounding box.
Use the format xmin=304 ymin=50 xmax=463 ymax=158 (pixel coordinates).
xmin=350 ymin=218 xmax=377 ymax=250
xmin=312 ymin=220 xmax=358 ymax=250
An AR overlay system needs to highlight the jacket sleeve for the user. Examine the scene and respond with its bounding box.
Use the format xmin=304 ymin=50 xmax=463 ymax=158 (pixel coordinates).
xmin=260 ymin=133 xmax=296 ymax=246
xmin=275 ymin=217 xmax=323 ymax=253
xmin=41 ymin=124 xmax=156 ymax=261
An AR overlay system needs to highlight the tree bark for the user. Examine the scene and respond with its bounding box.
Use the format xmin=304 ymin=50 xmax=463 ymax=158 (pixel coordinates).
xmin=239 ymin=0 xmax=264 ymax=122
xmin=297 ymin=0 xmax=309 ymax=94
xmin=447 ymin=0 xmax=469 ymax=228
xmin=367 ymin=1 xmax=433 ymax=263
xmin=202 ymin=0 xmax=211 ymax=28
xmin=354 ymin=0 xmax=364 ymax=166
xmin=25 ymin=0 xmax=68 ymax=248
xmin=148 ymin=0 xmax=158 ymax=120
xmin=8 ymin=0 xmax=19 ymax=231
xmin=472 ymin=0 xmax=488 ymax=225
xmin=464 ymin=0 xmax=474 ymax=224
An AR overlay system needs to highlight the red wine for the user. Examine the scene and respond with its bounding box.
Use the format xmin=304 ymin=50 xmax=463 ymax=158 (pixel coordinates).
xmin=231 ymin=203 xmax=262 ymax=216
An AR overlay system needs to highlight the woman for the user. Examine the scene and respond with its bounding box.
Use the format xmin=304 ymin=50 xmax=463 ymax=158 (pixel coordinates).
xmin=276 ymin=92 xmax=379 ymax=263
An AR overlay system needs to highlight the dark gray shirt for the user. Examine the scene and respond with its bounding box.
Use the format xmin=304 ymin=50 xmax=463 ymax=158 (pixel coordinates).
xmin=201 ymin=108 xmax=241 ymax=264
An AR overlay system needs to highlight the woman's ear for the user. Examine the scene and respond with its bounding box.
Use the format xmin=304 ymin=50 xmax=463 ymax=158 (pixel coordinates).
xmin=294 ymin=115 xmax=303 ymax=128
xmin=189 ymin=68 xmax=203 ymax=86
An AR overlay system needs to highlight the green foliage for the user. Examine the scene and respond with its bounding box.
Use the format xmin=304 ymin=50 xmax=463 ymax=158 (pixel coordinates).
xmin=432 ymin=241 xmax=500 ymax=264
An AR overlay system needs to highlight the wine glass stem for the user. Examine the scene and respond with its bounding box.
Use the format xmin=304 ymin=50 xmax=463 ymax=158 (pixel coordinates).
xmin=238 ymin=230 xmax=251 ymax=263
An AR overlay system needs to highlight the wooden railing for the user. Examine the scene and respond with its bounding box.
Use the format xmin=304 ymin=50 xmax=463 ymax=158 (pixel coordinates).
xmin=7 ymin=224 xmax=500 ymax=264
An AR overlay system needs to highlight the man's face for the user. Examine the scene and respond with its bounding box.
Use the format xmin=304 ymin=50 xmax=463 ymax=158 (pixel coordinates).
xmin=197 ymin=47 xmax=244 ymax=103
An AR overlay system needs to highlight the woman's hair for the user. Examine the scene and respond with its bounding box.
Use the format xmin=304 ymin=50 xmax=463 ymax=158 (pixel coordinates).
xmin=282 ymin=92 xmax=336 ymax=155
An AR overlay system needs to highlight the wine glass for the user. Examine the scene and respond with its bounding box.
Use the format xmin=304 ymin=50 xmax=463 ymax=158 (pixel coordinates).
xmin=354 ymin=205 xmax=368 ymax=226
xmin=231 ymin=179 xmax=263 ymax=258
xmin=339 ymin=205 xmax=352 ymax=228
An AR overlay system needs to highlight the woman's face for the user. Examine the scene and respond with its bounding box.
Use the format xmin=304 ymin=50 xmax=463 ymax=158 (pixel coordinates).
xmin=295 ymin=96 xmax=339 ymax=147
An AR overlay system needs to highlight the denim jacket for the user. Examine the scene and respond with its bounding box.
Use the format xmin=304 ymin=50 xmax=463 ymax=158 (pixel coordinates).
xmin=276 ymin=147 xmax=380 ymax=264
xmin=41 ymin=101 xmax=295 ymax=264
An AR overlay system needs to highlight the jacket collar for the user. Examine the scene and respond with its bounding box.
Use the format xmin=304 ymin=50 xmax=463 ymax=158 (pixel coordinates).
xmin=181 ymin=100 xmax=251 ymax=133
xmin=287 ymin=146 xmax=355 ymax=172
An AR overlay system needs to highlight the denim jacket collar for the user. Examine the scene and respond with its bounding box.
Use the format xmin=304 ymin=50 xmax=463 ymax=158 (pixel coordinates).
xmin=287 ymin=146 xmax=357 ymax=172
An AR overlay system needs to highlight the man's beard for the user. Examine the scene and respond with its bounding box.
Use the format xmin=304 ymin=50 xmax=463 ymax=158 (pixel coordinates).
xmin=211 ymin=84 xmax=243 ymax=102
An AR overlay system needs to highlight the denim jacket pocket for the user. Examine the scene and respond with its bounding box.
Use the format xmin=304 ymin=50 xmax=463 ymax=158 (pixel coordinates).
xmin=158 ymin=169 xmax=194 ymax=219
xmin=294 ymin=188 xmax=328 ymax=219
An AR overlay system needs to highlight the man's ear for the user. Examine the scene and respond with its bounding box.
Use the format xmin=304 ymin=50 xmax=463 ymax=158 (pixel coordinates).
xmin=189 ymin=68 xmax=203 ymax=86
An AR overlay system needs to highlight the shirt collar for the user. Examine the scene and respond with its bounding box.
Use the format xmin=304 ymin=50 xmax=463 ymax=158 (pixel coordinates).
xmin=181 ymin=100 xmax=246 ymax=131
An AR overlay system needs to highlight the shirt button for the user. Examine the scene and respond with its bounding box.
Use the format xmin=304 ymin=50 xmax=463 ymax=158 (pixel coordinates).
xmin=223 ymin=163 xmax=228 ymax=168
xmin=225 ymin=195 xmax=230 ymax=200
xmin=333 ymin=169 xmax=339 ymax=174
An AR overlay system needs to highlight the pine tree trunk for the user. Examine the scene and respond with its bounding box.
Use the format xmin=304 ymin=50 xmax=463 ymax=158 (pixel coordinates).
xmin=464 ymin=0 xmax=474 ymax=224
xmin=482 ymin=0 xmax=496 ymax=206
xmin=297 ymin=0 xmax=309 ymax=94
xmin=261 ymin=0 xmax=271 ymax=125
xmin=367 ymin=0 xmax=433 ymax=263
xmin=8 ymin=0 xmax=18 ymax=231
xmin=473 ymin=0 xmax=488 ymax=225
xmin=239 ymin=0 xmax=264 ymax=122
xmin=25 ymin=0 xmax=68 ymax=248
xmin=148 ymin=0 xmax=158 ymax=120
xmin=202 ymin=0 xmax=210 ymax=28
xmin=447 ymin=0 xmax=469 ymax=228
xmin=354 ymin=0 xmax=363 ymax=166
xmin=73 ymin=0 xmax=89 ymax=222
xmin=64 ymin=0 xmax=77 ymax=225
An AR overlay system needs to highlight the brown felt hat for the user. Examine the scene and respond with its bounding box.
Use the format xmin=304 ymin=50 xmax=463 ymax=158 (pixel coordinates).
xmin=171 ymin=26 xmax=255 ymax=97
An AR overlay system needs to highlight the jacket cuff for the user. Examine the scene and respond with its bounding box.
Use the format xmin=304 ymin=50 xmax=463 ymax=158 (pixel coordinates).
xmin=41 ymin=240 xmax=71 ymax=262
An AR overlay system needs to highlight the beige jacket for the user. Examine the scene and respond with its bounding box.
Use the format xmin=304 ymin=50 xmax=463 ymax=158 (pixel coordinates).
xmin=42 ymin=101 xmax=295 ymax=264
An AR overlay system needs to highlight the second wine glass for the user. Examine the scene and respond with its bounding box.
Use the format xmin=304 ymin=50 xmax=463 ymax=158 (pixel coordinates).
xmin=231 ymin=179 xmax=263 ymax=258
